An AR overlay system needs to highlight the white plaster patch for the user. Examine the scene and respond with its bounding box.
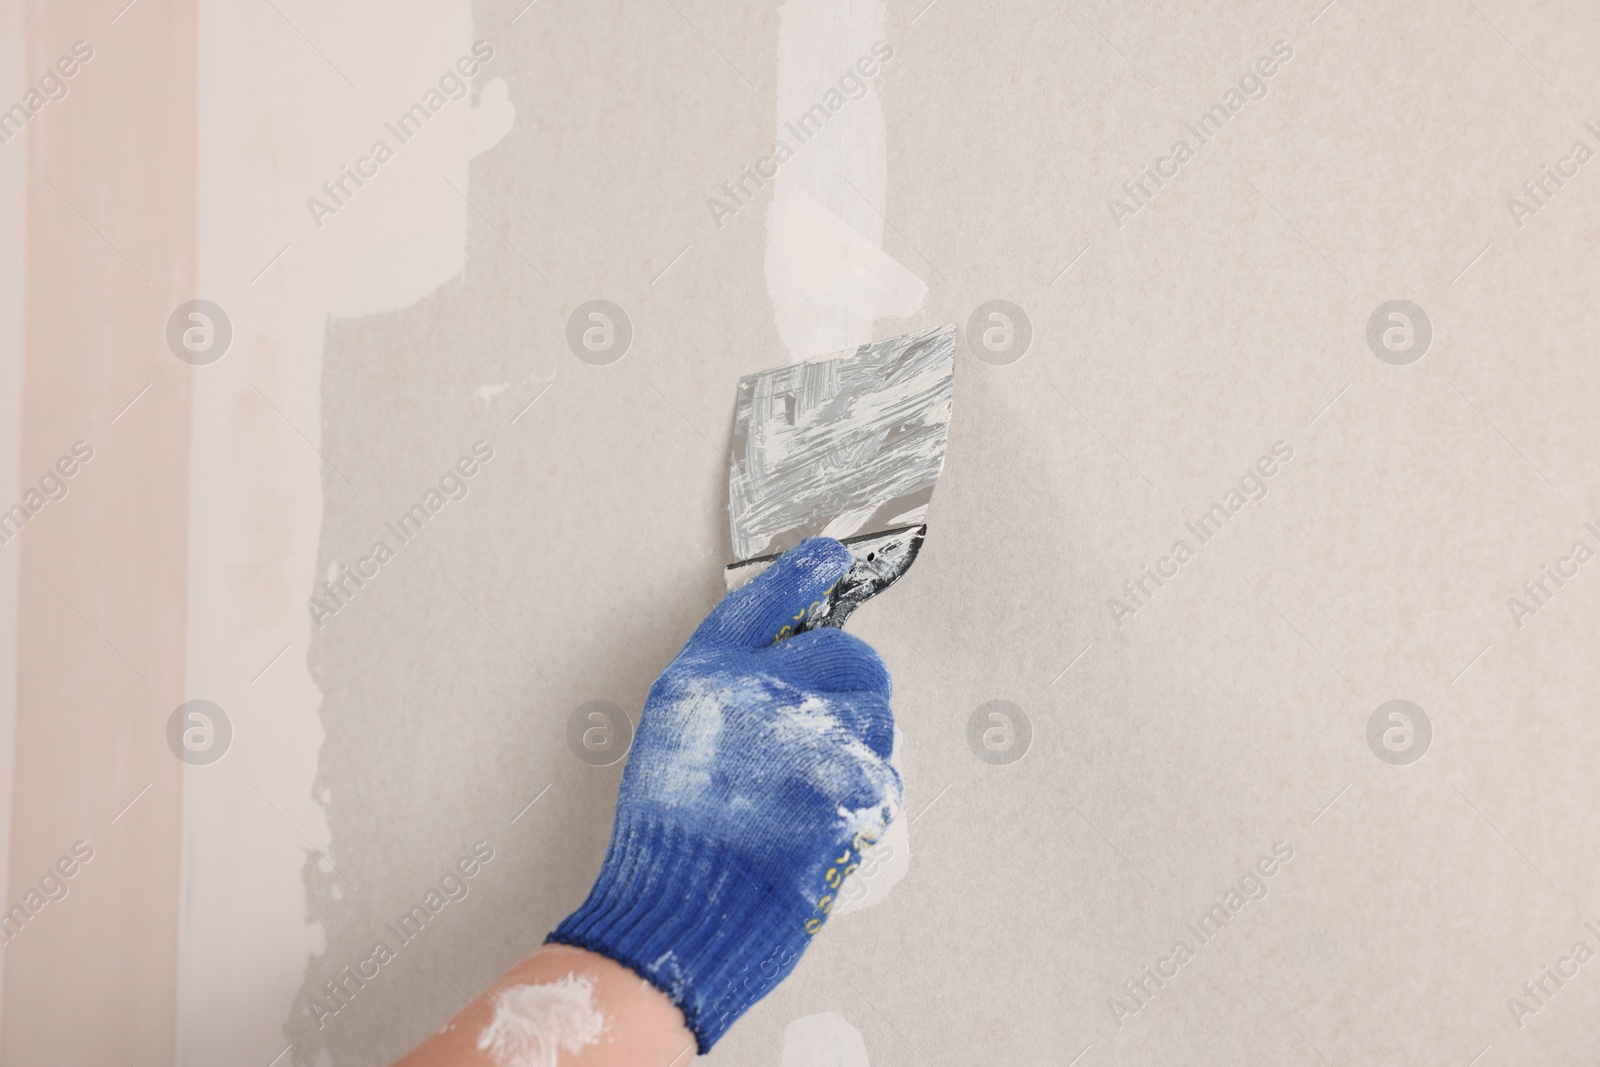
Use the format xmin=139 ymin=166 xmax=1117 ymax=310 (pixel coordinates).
xmin=181 ymin=1 xmax=520 ymax=1063
xmin=764 ymin=0 xmax=926 ymax=363
xmin=330 ymin=76 xmax=515 ymax=320
xmin=765 ymin=191 xmax=926 ymax=362
xmin=779 ymin=1010 xmax=870 ymax=1067
xmin=474 ymin=371 xmax=549 ymax=411
xmin=477 ymin=975 xmax=606 ymax=1067
xmin=474 ymin=381 xmax=513 ymax=408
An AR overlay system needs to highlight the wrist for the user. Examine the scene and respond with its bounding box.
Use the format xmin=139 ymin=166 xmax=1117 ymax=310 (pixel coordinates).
xmin=388 ymin=944 xmax=693 ymax=1067
xmin=548 ymin=813 xmax=810 ymax=1052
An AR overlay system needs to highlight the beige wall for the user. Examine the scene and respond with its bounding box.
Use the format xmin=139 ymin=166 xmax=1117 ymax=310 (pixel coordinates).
xmin=0 ymin=0 xmax=192 ymax=1062
xmin=4 ymin=2 xmax=1600 ymax=1065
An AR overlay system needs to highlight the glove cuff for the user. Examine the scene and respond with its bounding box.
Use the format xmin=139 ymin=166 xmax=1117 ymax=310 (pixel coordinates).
xmin=547 ymin=813 xmax=812 ymax=1052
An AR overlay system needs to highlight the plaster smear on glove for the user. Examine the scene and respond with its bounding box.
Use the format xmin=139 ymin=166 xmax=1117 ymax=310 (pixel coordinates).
xmin=771 ymin=694 xmax=900 ymax=813
xmin=645 ymin=681 xmax=897 ymax=813
xmin=832 ymin=717 xmax=909 ymax=917
xmin=642 ymin=678 xmax=905 ymax=910
xmin=635 ymin=674 xmax=728 ymax=806
xmin=476 ymin=974 xmax=605 ymax=1067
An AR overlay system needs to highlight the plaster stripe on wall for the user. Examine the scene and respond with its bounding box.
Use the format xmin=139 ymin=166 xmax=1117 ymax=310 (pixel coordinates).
xmin=1 ymin=1 xmax=194 ymax=1062
xmin=0 ymin=0 xmax=27 ymax=1038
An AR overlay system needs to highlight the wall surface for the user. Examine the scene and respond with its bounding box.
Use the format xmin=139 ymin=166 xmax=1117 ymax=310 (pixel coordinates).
xmin=1 ymin=1 xmax=193 ymax=1064
xmin=4 ymin=1 xmax=1600 ymax=1065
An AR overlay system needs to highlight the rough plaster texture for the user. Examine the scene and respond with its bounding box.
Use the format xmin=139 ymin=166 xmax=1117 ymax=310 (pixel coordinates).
xmin=6 ymin=0 xmax=1600 ymax=1065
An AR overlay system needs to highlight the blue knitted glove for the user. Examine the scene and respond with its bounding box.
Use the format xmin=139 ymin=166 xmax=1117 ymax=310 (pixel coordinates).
xmin=548 ymin=537 xmax=902 ymax=1052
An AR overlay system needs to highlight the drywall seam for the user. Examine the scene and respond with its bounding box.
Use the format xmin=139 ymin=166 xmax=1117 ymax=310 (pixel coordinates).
xmin=767 ymin=0 xmax=915 ymax=917
xmin=0 ymin=0 xmax=24 ymax=1041
xmin=764 ymin=0 xmax=925 ymax=364
xmin=180 ymin=2 xmax=513 ymax=1063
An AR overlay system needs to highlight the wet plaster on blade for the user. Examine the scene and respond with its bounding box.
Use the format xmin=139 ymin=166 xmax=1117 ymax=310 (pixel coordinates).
xmin=476 ymin=974 xmax=606 ymax=1067
xmin=728 ymin=325 xmax=955 ymax=561
xmin=184 ymin=2 xmax=512 ymax=1064
xmin=764 ymin=0 xmax=920 ymax=917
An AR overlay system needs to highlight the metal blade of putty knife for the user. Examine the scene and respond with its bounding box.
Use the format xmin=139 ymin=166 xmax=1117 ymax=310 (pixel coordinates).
xmin=725 ymin=322 xmax=957 ymax=631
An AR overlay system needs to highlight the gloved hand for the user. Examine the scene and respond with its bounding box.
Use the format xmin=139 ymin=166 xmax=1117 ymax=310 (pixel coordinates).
xmin=548 ymin=537 xmax=902 ymax=1052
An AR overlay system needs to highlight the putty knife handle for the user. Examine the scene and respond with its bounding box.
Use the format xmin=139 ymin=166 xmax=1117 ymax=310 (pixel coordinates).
xmin=723 ymin=526 xmax=928 ymax=633
xmin=806 ymin=525 xmax=926 ymax=631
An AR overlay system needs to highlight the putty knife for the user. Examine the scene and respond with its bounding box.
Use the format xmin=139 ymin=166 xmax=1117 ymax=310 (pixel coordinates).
xmin=725 ymin=323 xmax=957 ymax=631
